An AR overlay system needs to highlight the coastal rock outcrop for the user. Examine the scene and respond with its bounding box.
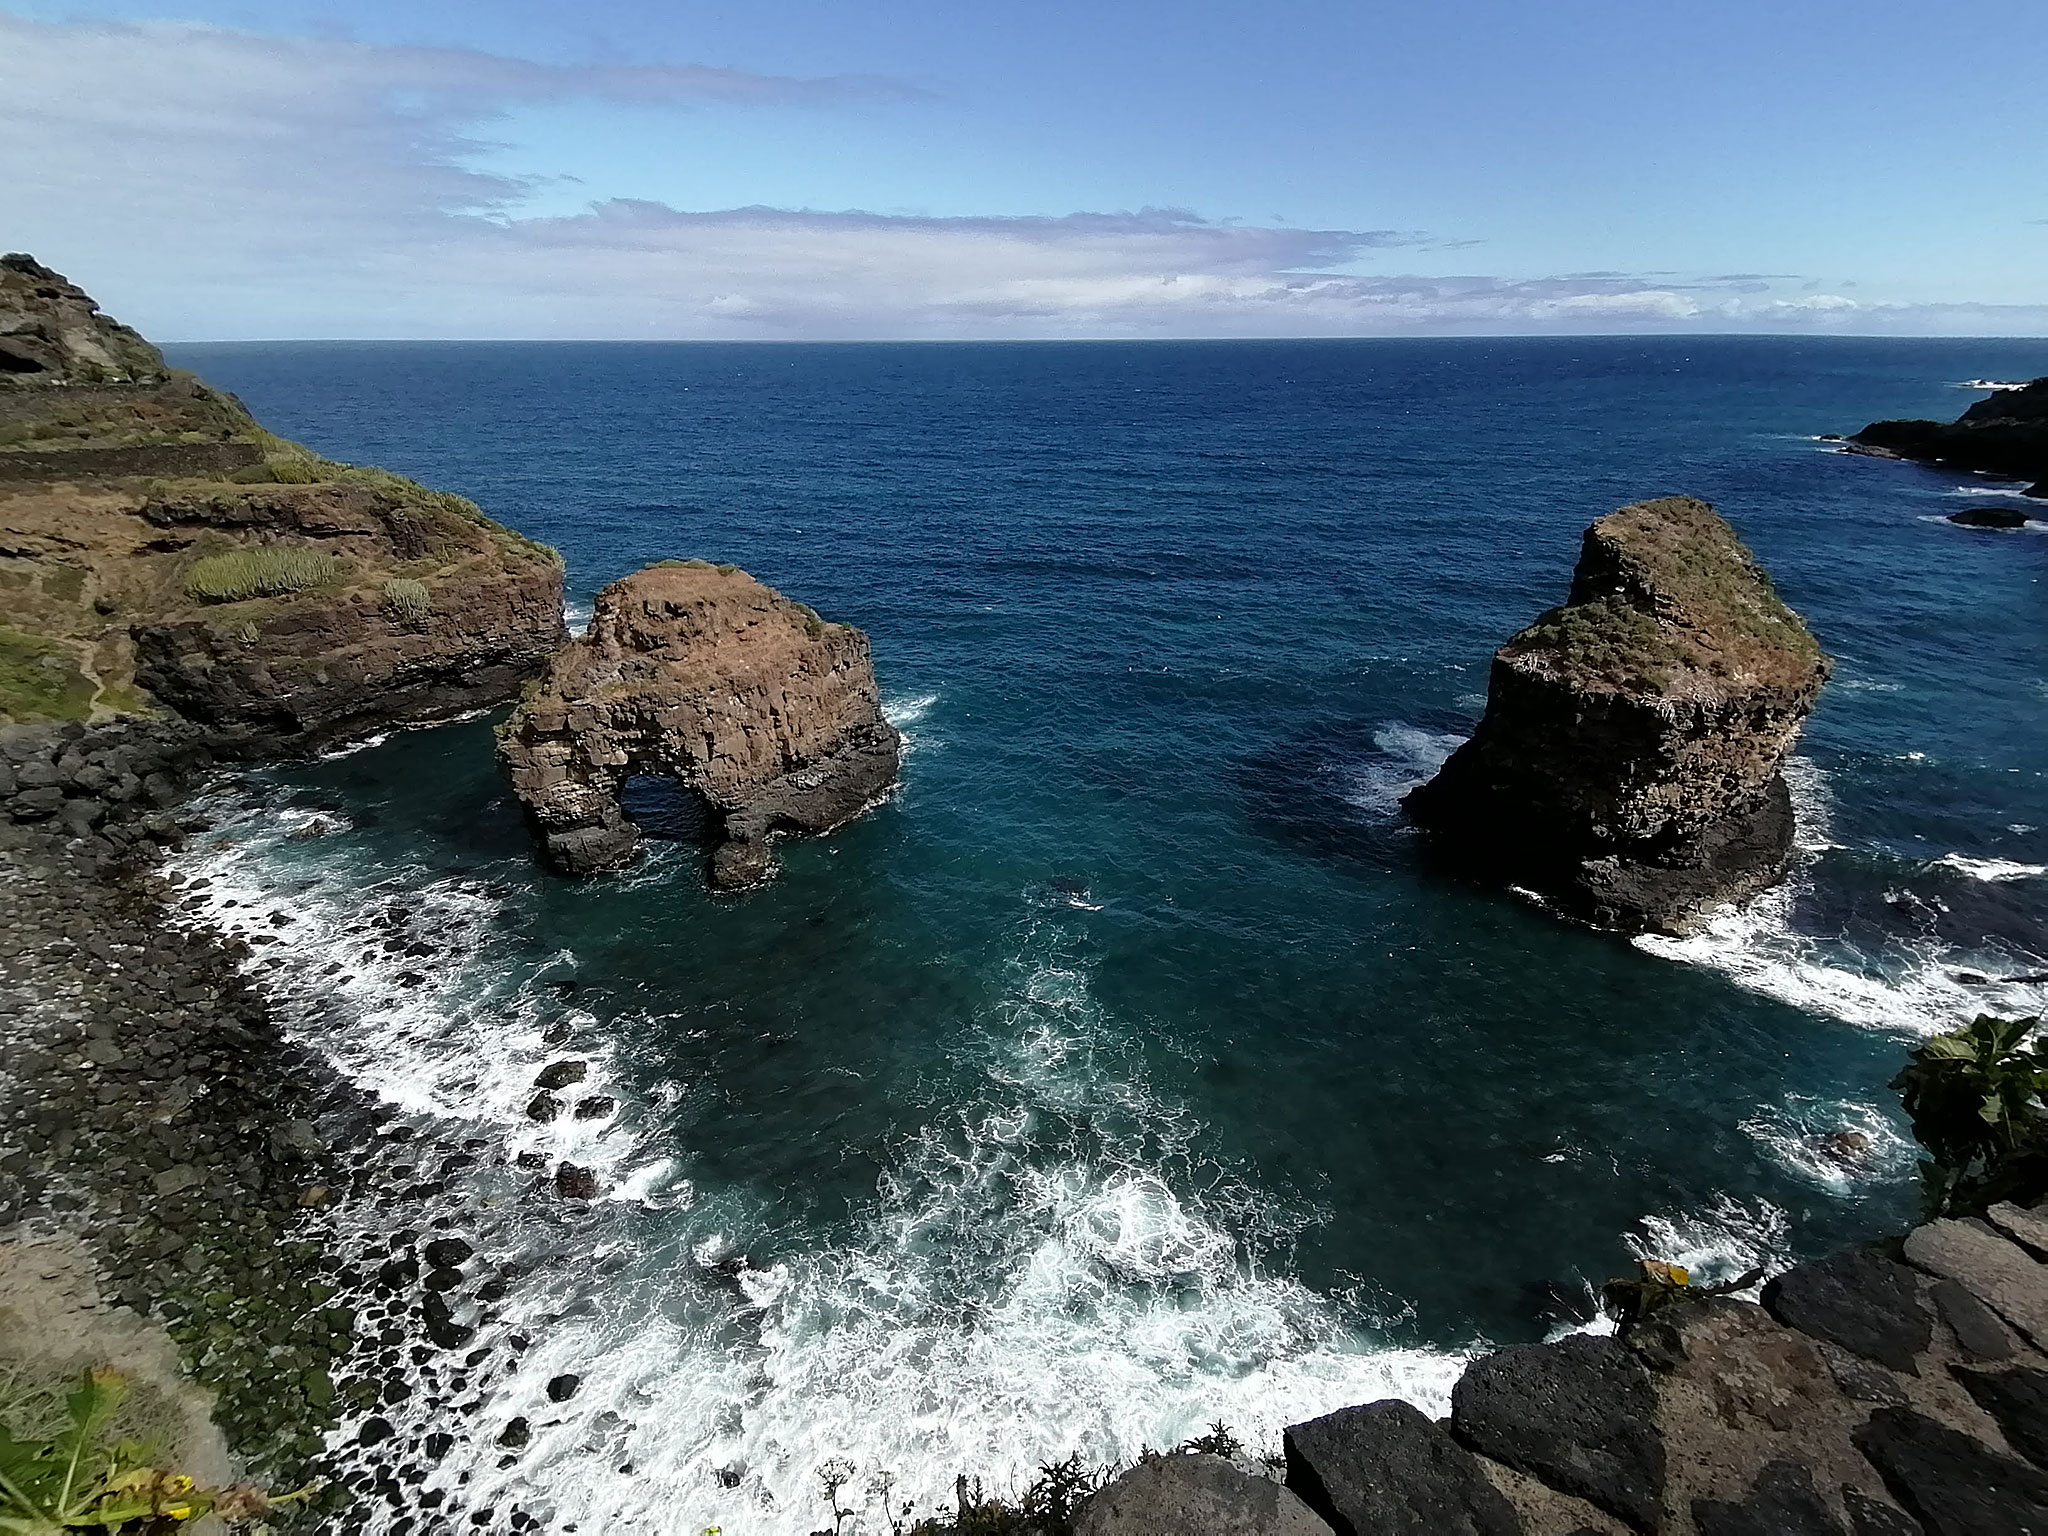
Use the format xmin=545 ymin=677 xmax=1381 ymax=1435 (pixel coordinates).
xmin=1404 ymin=496 xmax=1829 ymax=935
xmin=1849 ymin=377 xmax=2048 ymax=499
xmin=496 ymin=561 xmax=899 ymax=887
xmin=0 ymin=257 xmax=566 ymax=748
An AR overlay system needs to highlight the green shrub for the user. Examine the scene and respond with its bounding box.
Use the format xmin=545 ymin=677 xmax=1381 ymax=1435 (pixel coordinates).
xmin=1892 ymin=1014 xmax=2048 ymax=1216
xmin=381 ymin=577 xmax=430 ymax=626
xmin=0 ymin=1366 xmax=311 ymax=1530
xmin=183 ymin=547 xmax=343 ymax=604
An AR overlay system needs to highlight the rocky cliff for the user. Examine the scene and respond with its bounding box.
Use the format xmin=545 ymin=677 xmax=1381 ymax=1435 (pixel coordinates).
xmin=497 ymin=561 xmax=900 ymax=887
xmin=0 ymin=256 xmax=565 ymax=749
xmin=1404 ymin=497 xmax=1829 ymax=935
xmin=1073 ymin=1211 xmax=2048 ymax=1535
xmin=1848 ymin=378 xmax=2048 ymax=499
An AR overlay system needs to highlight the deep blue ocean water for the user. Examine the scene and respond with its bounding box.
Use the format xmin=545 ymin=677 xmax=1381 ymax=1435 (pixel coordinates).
xmin=164 ymin=338 xmax=2048 ymax=1533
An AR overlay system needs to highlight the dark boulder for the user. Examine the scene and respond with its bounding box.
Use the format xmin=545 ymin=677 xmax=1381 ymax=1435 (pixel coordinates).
xmin=1955 ymin=1365 xmax=2048 ymax=1468
xmin=1761 ymin=1248 xmax=1931 ymax=1373
xmin=1284 ymin=1399 xmax=1522 ymax=1536
xmin=533 ymin=1060 xmax=586 ymax=1092
xmin=1449 ymin=1333 xmax=1664 ymax=1532
xmin=554 ymin=1163 xmax=598 ymax=1201
xmin=1854 ymin=1404 xmax=2048 ymax=1535
xmin=1691 ymin=1460 xmax=1846 ymax=1536
xmin=1948 ymin=504 xmax=2030 ymax=529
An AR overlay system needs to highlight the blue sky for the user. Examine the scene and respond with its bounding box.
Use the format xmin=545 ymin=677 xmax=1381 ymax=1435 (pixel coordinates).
xmin=5 ymin=0 xmax=2045 ymax=338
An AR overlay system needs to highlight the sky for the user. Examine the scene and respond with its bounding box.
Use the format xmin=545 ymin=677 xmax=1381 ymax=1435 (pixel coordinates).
xmin=5 ymin=0 xmax=2046 ymax=339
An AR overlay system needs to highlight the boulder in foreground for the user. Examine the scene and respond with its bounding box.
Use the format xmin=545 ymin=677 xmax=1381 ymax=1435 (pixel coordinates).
xmin=496 ymin=561 xmax=899 ymax=887
xmin=1404 ymin=496 xmax=1829 ymax=935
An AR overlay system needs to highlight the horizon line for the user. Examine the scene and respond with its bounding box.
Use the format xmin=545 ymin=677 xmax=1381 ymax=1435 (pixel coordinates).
xmin=160 ymin=331 xmax=2048 ymax=347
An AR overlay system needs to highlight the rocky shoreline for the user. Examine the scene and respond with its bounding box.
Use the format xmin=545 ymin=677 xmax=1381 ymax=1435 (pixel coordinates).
xmin=0 ymin=719 xmax=351 ymax=1511
xmin=0 ymin=720 xmax=566 ymax=1532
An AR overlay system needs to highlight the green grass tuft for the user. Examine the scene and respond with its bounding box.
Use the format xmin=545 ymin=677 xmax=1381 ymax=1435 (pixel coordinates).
xmin=381 ymin=577 xmax=430 ymax=625
xmin=184 ymin=546 xmax=344 ymax=603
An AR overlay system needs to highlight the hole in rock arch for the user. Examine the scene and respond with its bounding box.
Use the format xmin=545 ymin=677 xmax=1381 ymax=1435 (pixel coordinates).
xmin=618 ymin=774 xmax=715 ymax=845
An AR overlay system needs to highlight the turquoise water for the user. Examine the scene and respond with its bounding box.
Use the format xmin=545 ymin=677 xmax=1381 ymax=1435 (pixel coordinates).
xmin=168 ymin=339 xmax=2048 ymax=1533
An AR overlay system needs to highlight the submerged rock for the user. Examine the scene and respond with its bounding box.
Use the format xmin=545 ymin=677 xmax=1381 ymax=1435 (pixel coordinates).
xmin=1404 ymin=496 xmax=1829 ymax=935
xmin=1947 ymin=504 xmax=2031 ymax=529
xmin=497 ymin=561 xmax=900 ymax=887
xmin=1851 ymin=376 xmax=2048 ymax=499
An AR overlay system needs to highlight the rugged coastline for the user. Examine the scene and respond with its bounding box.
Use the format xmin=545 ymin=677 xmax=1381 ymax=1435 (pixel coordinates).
xmin=4 ymin=259 xmax=2041 ymax=1536
xmin=1843 ymin=376 xmax=2048 ymax=501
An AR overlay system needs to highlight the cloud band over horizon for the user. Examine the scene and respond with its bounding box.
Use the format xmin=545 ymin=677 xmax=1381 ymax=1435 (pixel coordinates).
xmin=6 ymin=13 xmax=2045 ymax=340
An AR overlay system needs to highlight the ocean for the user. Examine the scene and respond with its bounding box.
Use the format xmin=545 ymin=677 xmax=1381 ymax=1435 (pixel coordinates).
xmin=161 ymin=336 xmax=2048 ymax=1533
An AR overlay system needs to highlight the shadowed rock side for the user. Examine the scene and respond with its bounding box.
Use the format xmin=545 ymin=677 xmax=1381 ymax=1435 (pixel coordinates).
xmin=0 ymin=255 xmax=566 ymax=749
xmin=1848 ymin=376 xmax=2048 ymax=499
xmin=1404 ymin=497 xmax=1829 ymax=936
xmin=496 ymin=561 xmax=900 ymax=888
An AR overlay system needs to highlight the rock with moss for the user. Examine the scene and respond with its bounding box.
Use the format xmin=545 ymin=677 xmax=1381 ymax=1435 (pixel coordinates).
xmin=1405 ymin=496 xmax=1830 ymax=935
xmin=0 ymin=257 xmax=566 ymax=745
xmin=497 ymin=562 xmax=899 ymax=887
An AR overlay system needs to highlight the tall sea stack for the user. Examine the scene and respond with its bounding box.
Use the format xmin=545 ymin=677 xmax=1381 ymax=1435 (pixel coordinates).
xmin=1405 ymin=496 xmax=1829 ymax=935
xmin=497 ymin=561 xmax=900 ymax=888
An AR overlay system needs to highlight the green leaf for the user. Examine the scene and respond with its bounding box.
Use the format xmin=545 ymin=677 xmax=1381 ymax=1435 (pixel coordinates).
xmin=50 ymin=1371 xmax=124 ymax=1519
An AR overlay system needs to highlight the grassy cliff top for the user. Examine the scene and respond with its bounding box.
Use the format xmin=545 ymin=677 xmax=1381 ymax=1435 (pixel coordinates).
xmin=1507 ymin=496 xmax=1826 ymax=696
xmin=0 ymin=258 xmax=562 ymax=726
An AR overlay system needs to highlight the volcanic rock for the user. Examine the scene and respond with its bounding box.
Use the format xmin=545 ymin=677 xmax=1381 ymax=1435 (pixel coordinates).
xmin=1760 ymin=1248 xmax=1931 ymax=1374
xmin=497 ymin=561 xmax=900 ymax=887
xmin=1076 ymin=1454 xmax=1334 ymax=1536
xmin=0 ymin=256 xmax=565 ymax=745
xmin=1404 ymin=497 xmax=1829 ymax=935
xmin=1449 ymin=1333 xmax=1664 ymax=1532
xmin=0 ymin=255 xmax=166 ymax=383
xmin=1851 ymin=377 xmax=2048 ymax=498
xmin=1284 ymin=1400 xmax=1521 ymax=1536
xmin=1948 ymin=504 xmax=2031 ymax=529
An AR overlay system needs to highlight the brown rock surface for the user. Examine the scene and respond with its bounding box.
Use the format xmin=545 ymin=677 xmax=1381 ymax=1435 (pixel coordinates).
xmin=496 ymin=561 xmax=900 ymax=887
xmin=0 ymin=257 xmax=565 ymax=747
xmin=1404 ymin=496 xmax=1829 ymax=934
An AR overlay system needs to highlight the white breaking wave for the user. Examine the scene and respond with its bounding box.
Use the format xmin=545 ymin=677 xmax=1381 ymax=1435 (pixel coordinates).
xmin=1932 ymin=854 xmax=2046 ymax=883
xmin=1339 ymin=722 xmax=1467 ymax=819
xmin=1628 ymin=1194 xmax=1791 ymax=1291
xmin=884 ymin=691 xmax=941 ymax=760
xmin=884 ymin=692 xmax=939 ymax=727
xmin=168 ymin=789 xmax=1469 ymax=1536
xmin=1739 ymin=1097 xmax=1917 ymax=1196
xmin=1634 ymin=757 xmax=2046 ymax=1036
xmin=1960 ymin=379 xmax=2030 ymax=391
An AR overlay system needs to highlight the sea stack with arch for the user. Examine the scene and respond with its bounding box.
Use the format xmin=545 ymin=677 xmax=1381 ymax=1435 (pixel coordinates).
xmin=1404 ymin=496 xmax=1830 ymax=936
xmin=496 ymin=561 xmax=900 ymax=888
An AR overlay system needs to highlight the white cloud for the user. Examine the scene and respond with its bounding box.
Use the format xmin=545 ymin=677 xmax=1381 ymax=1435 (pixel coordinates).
xmin=5 ymin=14 xmax=2045 ymax=339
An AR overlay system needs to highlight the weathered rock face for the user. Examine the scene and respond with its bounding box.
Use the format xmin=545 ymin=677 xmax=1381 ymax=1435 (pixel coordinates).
xmin=1851 ymin=377 xmax=2048 ymax=499
xmin=1404 ymin=496 xmax=1829 ymax=935
xmin=0 ymin=255 xmax=167 ymax=384
xmin=0 ymin=258 xmax=566 ymax=749
xmin=497 ymin=562 xmax=900 ymax=888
